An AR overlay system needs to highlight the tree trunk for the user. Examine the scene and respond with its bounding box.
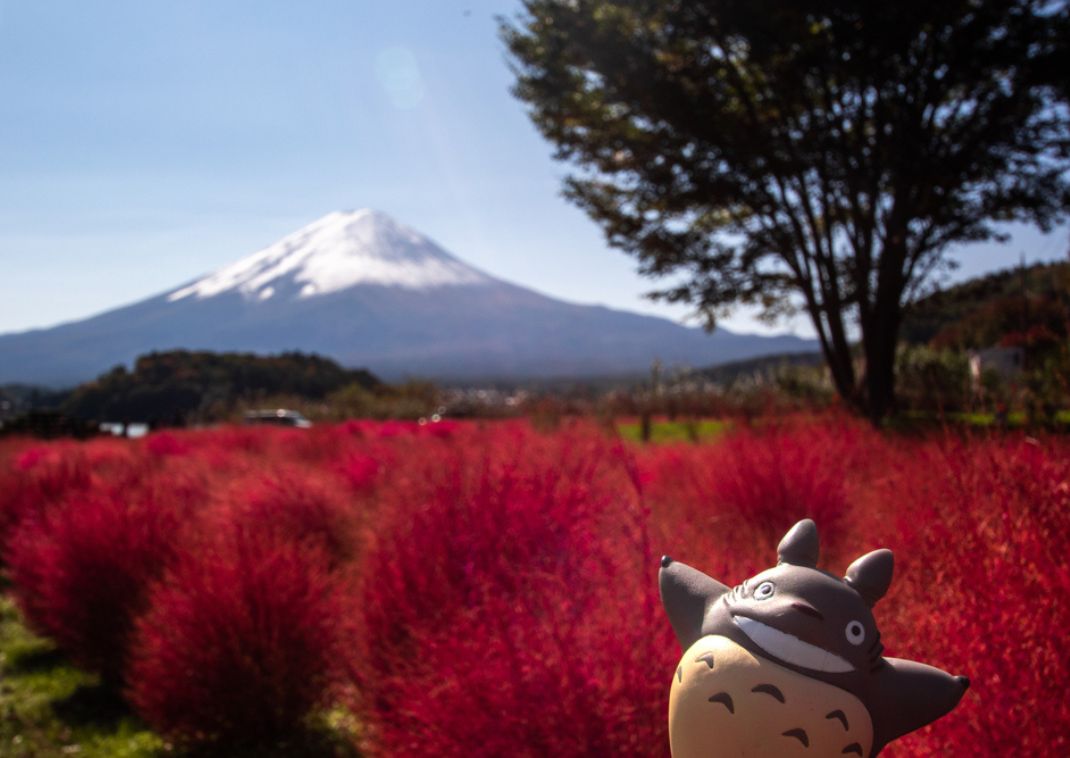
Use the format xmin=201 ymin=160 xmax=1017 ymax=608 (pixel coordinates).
xmin=860 ymin=275 xmax=905 ymax=425
xmin=862 ymin=330 xmax=897 ymax=424
xmin=858 ymin=210 xmax=912 ymax=425
xmin=821 ymin=338 xmax=857 ymax=407
xmin=802 ymin=299 xmax=858 ymax=411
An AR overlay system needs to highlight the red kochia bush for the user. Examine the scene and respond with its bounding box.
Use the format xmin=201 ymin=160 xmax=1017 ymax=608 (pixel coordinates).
xmin=222 ymin=468 xmax=363 ymax=566
xmin=702 ymin=420 xmax=866 ymax=533
xmin=128 ymin=527 xmax=348 ymax=747
xmin=351 ymin=422 xmax=673 ymax=756
xmin=0 ymin=443 xmax=93 ymax=551
xmin=6 ymin=488 xmax=185 ymax=684
xmin=4 ymin=418 xmax=1069 ymax=756
xmin=638 ymin=417 xmax=877 ymax=571
xmin=868 ymin=435 xmax=1070 ymax=757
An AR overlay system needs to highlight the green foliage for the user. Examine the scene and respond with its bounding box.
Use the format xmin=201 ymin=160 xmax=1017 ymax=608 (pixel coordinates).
xmin=0 ymin=594 xmax=362 ymax=757
xmin=897 ymin=260 xmax=1070 ymax=418
xmin=0 ymin=384 xmax=69 ymax=412
xmin=503 ymin=0 xmax=1070 ymax=422
xmin=772 ymin=362 xmax=836 ymax=405
xmin=699 ymin=351 xmax=825 ymax=385
xmin=902 ymin=261 xmax=1070 ymax=346
xmin=697 ymin=351 xmax=833 ymax=406
xmin=62 ymin=351 xmax=381 ymax=424
xmin=895 ymin=345 xmax=972 ymax=413
xmin=325 ymin=383 xmax=378 ymax=419
xmin=0 ymin=411 xmax=100 ymax=439
xmin=0 ymin=595 xmax=165 ymax=758
xmin=321 ymin=379 xmax=441 ymax=421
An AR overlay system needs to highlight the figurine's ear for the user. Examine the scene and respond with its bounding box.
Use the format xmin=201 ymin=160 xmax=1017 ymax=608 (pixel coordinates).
xmin=845 ymin=549 xmax=894 ymax=606
xmin=777 ymin=519 xmax=819 ymax=567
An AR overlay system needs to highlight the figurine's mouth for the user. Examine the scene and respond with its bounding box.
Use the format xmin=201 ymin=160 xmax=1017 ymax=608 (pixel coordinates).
xmin=732 ymin=614 xmax=854 ymax=673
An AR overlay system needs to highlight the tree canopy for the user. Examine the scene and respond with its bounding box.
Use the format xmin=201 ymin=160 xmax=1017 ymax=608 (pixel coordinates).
xmin=63 ymin=350 xmax=381 ymax=425
xmin=503 ymin=0 xmax=1070 ymax=421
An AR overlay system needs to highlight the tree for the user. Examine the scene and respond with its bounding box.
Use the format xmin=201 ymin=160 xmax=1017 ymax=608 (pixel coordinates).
xmin=62 ymin=350 xmax=381 ymax=424
xmin=503 ymin=0 xmax=1070 ymax=422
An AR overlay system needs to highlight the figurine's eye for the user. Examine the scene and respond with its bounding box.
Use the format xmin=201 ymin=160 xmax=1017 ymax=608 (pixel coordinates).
xmin=753 ymin=581 xmax=775 ymax=600
xmin=845 ymin=620 xmax=866 ymax=646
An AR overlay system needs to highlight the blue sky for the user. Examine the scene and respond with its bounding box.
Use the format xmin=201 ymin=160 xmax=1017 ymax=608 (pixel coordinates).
xmin=1 ymin=0 xmax=1066 ymax=337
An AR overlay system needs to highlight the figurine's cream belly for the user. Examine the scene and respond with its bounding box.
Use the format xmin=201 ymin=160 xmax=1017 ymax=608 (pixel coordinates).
xmin=669 ymin=635 xmax=873 ymax=758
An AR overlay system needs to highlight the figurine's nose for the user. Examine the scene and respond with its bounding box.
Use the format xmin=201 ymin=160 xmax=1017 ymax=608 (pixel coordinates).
xmin=791 ymin=601 xmax=824 ymax=621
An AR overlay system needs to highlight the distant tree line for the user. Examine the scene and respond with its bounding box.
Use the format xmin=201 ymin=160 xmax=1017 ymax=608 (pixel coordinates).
xmin=61 ymin=350 xmax=381 ymax=426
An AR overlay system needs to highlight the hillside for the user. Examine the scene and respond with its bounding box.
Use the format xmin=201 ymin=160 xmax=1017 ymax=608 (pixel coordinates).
xmin=698 ymin=351 xmax=825 ymax=385
xmin=902 ymin=260 xmax=1070 ymax=348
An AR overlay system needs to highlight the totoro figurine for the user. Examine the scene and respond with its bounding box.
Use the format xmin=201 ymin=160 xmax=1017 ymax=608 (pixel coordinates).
xmin=660 ymin=519 xmax=968 ymax=757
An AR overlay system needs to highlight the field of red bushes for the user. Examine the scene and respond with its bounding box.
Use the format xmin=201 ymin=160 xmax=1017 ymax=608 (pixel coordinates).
xmin=1 ymin=417 xmax=1067 ymax=756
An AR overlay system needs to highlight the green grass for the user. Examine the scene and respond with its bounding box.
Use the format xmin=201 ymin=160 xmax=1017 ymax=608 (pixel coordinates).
xmin=895 ymin=409 xmax=1070 ymax=430
xmin=0 ymin=593 xmax=362 ymax=757
xmin=0 ymin=593 xmax=166 ymax=758
xmin=617 ymin=418 xmax=728 ymax=443
xmin=946 ymin=410 xmax=1069 ymax=428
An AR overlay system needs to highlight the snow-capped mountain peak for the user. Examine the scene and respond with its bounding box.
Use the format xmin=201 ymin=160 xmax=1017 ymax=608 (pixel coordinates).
xmin=0 ymin=208 xmax=820 ymax=387
xmin=167 ymin=209 xmax=490 ymax=303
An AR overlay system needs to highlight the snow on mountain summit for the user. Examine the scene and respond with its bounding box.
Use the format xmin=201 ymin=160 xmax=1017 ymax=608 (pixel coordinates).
xmin=0 ymin=208 xmax=822 ymax=387
xmin=167 ymin=209 xmax=490 ymax=303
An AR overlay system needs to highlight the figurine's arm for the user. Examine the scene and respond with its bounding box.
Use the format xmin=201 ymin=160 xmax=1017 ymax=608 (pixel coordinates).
xmin=870 ymin=657 xmax=970 ymax=754
xmin=658 ymin=556 xmax=730 ymax=651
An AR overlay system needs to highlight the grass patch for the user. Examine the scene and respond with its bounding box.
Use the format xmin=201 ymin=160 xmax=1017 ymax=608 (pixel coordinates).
xmin=0 ymin=594 xmax=362 ymax=757
xmin=897 ymin=409 xmax=1070 ymax=430
xmin=617 ymin=418 xmax=728 ymax=443
xmin=947 ymin=410 xmax=1069 ymax=428
xmin=0 ymin=593 xmax=166 ymax=757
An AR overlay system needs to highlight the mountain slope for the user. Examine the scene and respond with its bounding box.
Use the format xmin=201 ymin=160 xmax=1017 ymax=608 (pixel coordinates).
xmin=0 ymin=210 xmax=816 ymax=387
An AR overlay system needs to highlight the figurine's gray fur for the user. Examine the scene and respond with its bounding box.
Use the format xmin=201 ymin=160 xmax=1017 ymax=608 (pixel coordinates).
xmin=660 ymin=519 xmax=969 ymax=757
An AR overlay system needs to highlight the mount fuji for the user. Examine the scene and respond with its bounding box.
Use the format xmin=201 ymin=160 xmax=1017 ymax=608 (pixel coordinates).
xmin=0 ymin=210 xmax=816 ymax=387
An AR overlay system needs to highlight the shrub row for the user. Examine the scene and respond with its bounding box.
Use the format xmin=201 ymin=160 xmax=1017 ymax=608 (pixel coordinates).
xmin=1 ymin=418 xmax=1067 ymax=755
